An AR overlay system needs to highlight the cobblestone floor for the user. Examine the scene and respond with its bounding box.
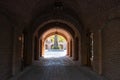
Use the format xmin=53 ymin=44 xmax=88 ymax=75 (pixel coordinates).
xmin=10 ymin=56 xmax=106 ymax=80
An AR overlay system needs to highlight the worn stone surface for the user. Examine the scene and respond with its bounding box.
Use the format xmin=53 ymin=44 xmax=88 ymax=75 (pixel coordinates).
xmin=9 ymin=57 xmax=105 ymax=80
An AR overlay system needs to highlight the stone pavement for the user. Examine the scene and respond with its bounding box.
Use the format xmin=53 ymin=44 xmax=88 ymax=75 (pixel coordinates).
xmin=9 ymin=56 xmax=106 ymax=80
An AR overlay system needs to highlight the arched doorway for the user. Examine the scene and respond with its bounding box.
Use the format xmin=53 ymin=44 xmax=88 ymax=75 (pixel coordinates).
xmin=39 ymin=28 xmax=71 ymax=58
xmin=31 ymin=20 xmax=82 ymax=63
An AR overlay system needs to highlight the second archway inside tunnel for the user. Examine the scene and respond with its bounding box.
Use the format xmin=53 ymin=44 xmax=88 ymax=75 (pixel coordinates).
xmin=39 ymin=27 xmax=72 ymax=58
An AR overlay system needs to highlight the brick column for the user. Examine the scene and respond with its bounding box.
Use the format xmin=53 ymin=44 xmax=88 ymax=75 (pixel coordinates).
xmin=70 ymin=40 xmax=72 ymax=57
xmin=93 ymin=30 xmax=102 ymax=74
xmin=39 ymin=39 xmax=42 ymax=57
xmin=81 ymin=30 xmax=88 ymax=65
xmin=67 ymin=42 xmax=69 ymax=56
xmin=34 ymin=36 xmax=39 ymax=60
xmin=73 ymin=37 xmax=79 ymax=61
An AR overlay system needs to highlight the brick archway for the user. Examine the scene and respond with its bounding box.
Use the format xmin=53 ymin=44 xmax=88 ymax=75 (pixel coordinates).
xmin=32 ymin=19 xmax=82 ymax=62
xmin=40 ymin=28 xmax=71 ymax=57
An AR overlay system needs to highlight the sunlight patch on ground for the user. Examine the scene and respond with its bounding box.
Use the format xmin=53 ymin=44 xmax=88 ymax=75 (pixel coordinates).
xmin=43 ymin=50 xmax=67 ymax=58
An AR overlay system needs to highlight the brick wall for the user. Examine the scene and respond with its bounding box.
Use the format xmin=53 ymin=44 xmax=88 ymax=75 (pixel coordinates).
xmin=0 ymin=15 xmax=13 ymax=80
xmin=102 ymin=19 xmax=120 ymax=80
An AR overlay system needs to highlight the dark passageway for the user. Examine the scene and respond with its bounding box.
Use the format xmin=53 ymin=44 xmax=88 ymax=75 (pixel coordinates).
xmin=0 ymin=0 xmax=120 ymax=80
xmin=10 ymin=56 xmax=104 ymax=80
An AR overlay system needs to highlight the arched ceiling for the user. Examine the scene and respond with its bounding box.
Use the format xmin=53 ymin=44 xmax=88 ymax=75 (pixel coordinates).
xmin=36 ymin=21 xmax=81 ymax=39
xmin=0 ymin=0 xmax=120 ymax=30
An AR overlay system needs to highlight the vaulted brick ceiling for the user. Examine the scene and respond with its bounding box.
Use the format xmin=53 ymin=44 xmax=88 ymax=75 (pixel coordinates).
xmin=0 ymin=0 xmax=120 ymax=29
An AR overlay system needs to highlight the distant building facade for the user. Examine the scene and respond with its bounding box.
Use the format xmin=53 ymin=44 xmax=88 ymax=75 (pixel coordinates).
xmin=45 ymin=36 xmax=67 ymax=50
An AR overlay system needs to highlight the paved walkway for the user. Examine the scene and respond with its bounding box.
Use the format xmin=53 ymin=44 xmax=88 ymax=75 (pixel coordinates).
xmin=43 ymin=50 xmax=67 ymax=58
xmin=10 ymin=56 xmax=106 ymax=80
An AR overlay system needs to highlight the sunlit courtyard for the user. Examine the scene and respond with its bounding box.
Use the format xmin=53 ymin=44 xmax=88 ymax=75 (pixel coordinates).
xmin=43 ymin=34 xmax=67 ymax=58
